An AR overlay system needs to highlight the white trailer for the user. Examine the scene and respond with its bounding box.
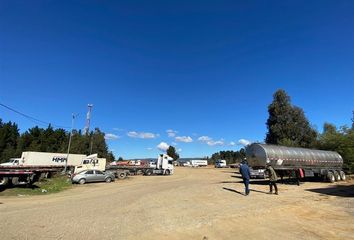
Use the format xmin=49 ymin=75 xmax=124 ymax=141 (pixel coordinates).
xmin=185 ymin=160 xmax=208 ymax=167
xmin=0 ymin=152 xmax=87 ymax=166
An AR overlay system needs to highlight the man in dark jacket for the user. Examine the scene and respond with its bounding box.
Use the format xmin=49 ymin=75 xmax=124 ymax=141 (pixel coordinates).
xmin=239 ymin=159 xmax=251 ymax=196
xmin=265 ymin=164 xmax=278 ymax=195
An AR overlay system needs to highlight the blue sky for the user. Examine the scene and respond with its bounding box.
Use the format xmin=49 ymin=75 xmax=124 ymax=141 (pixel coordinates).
xmin=1 ymin=1 xmax=353 ymax=159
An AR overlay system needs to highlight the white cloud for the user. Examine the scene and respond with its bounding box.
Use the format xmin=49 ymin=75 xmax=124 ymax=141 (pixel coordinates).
xmin=147 ymin=147 xmax=153 ymax=151
xmin=175 ymin=136 xmax=193 ymax=143
xmin=239 ymin=139 xmax=251 ymax=146
xmin=229 ymin=141 xmax=236 ymax=146
xmin=157 ymin=142 xmax=170 ymax=152
xmin=104 ymin=133 xmax=119 ymax=140
xmin=206 ymin=140 xmax=224 ymax=146
xmin=178 ymin=148 xmax=182 ymax=152
xmin=127 ymin=131 xmax=159 ymax=139
xmin=198 ymin=136 xmax=212 ymax=142
xmin=166 ymin=129 xmax=178 ymax=137
xmin=171 ymin=142 xmax=178 ymax=146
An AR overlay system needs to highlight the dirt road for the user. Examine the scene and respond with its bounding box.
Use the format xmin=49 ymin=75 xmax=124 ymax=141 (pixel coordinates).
xmin=0 ymin=167 xmax=353 ymax=240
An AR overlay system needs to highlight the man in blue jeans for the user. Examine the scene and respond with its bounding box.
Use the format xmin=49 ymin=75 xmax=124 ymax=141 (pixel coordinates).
xmin=239 ymin=159 xmax=251 ymax=196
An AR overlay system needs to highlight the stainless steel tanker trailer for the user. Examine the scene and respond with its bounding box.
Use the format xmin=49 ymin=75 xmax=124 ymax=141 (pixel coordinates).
xmin=245 ymin=143 xmax=346 ymax=183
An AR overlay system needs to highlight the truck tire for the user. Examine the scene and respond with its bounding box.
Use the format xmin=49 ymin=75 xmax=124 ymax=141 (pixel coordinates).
xmin=327 ymin=172 xmax=335 ymax=183
xmin=0 ymin=176 xmax=9 ymax=186
xmin=117 ymin=172 xmax=126 ymax=180
xmin=333 ymin=171 xmax=341 ymax=181
xmin=11 ymin=177 xmax=20 ymax=186
xmin=145 ymin=169 xmax=153 ymax=176
xmin=79 ymin=178 xmax=86 ymax=185
xmin=165 ymin=169 xmax=171 ymax=175
xmin=105 ymin=177 xmax=112 ymax=183
xmin=340 ymin=171 xmax=346 ymax=181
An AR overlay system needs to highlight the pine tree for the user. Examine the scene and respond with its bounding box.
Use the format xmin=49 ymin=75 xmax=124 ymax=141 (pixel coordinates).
xmin=265 ymin=89 xmax=317 ymax=148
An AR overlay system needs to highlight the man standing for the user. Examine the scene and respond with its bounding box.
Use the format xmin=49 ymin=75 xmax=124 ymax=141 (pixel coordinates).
xmin=265 ymin=164 xmax=278 ymax=195
xmin=239 ymin=159 xmax=251 ymax=196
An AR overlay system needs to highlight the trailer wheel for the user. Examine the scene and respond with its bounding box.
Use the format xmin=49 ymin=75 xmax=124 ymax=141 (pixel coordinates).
xmin=333 ymin=171 xmax=341 ymax=181
xmin=79 ymin=178 xmax=86 ymax=185
xmin=327 ymin=172 xmax=335 ymax=183
xmin=117 ymin=172 xmax=127 ymax=180
xmin=145 ymin=169 xmax=152 ymax=176
xmin=0 ymin=176 xmax=9 ymax=186
xmin=105 ymin=177 xmax=112 ymax=183
xmin=11 ymin=177 xmax=20 ymax=186
xmin=165 ymin=169 xmax=171 ymax=175
xmin=340 ymin=171 xmax=346 ymax=181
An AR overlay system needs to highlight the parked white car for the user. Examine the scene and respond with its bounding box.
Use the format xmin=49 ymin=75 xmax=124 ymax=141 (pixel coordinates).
xmin=215 ymin=160 xmax=227 ymax=168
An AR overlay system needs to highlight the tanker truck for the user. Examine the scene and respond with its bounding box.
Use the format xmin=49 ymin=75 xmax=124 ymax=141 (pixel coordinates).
xmin=245 ymin=143 xmax=346 ymax=183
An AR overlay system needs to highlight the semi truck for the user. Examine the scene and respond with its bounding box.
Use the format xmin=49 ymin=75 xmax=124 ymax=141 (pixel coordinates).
xmin=246 ymin=143 xmax=346 ymax=182
xmin=0 ymin=152 xmax=106 ymax=187
xmin=107 ymin=154 xmax=174 ymax=176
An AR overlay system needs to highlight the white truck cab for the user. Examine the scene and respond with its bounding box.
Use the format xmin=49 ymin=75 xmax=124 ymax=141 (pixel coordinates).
xmin=215 ymin=159 xmax=227 ymax=168
xmin=157 ymin=154 xmax=174 ymax=175
xmin=0 ymin=158 xmax=22 ymax=166
xmin=74 ymin=154 xmax=106 ymax=174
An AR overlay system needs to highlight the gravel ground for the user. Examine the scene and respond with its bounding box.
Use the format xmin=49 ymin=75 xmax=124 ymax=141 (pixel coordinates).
xmin=0 ymin=167 xmax=353 ymax=240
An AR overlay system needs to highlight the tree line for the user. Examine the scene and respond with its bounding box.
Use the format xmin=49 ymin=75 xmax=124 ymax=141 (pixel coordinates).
xmin=0 ymin=120 xmax=115 ymax=163
xmin=209 ymin=149 xmax=246 ymax=165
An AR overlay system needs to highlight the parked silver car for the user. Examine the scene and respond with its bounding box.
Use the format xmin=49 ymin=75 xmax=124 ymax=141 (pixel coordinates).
xmin=71 ymin=170 xmax=115 ymax=184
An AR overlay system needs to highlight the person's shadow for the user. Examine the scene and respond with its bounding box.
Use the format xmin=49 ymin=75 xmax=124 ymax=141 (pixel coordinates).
xmin=222 ymin=187 xmax=245 ymax=195
xmin=223 ymin=187 xmax=269 ymax=195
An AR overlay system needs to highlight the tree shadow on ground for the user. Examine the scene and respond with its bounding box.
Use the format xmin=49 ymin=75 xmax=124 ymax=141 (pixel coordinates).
xmin=306 ymin=184 xmax=354 ymax=198
xmin=222 ymin=187 xmax=245 ymax=196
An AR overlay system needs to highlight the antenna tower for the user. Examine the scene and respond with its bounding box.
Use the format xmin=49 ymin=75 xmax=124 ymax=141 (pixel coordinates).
xmin=83 ymin=104 xmax=93 ymax=135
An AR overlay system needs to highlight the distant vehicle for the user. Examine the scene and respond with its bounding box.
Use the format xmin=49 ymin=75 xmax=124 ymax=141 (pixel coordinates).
xmin=0 ymin=158 xmax=21 ymax=166
xmin=183 ymin=160 xmax=208 ymax=167
xmin=249 ymin=168 xmax=266 ymax=179
xmin=71 ymin=170 xmax=115 ymax=184
xmin=107 ymin=154 xmax=174 ymax=176
xmin=229 ymin=163 xmax=240 ymax=168
xmin=215 ymin=160 xmax=227 ymax=168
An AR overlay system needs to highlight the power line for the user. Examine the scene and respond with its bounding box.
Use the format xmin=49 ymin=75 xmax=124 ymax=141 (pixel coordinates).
xmin=0 ymin=102 xmax=70 ymax=129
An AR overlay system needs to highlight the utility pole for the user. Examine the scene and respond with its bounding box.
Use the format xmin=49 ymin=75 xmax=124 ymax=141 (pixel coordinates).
xmin=64 ymin=113 xmax=77 ymax=173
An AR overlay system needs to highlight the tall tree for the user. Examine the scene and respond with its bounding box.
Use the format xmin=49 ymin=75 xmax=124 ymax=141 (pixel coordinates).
xmin=0 ymin=119 xmax=20 ymax=163
xmin=167 ymin=146 xmax=179 ymax=161
xmin=265 ymin=89 xmax=317 ymax=147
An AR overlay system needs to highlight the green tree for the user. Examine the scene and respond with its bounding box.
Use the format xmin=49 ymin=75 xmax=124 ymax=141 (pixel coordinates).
xmin=265 ymin=89 xmax=317 ymax=147
xmin=318 ymin=123 xmax=354 ymax=173
xmin=0 ymin=119 xmax=20 ymax=163
xmin=167 ymin=146 xmax=179 ymax=161
xmin=210 ymin=149 xmax=245 ymax=165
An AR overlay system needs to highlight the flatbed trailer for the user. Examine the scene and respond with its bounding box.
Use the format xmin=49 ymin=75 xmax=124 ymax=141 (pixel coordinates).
xmin=106 ymin=165 xmax=159 ymax=176
xmin=0 ymin=165 xmax=70 ymax=186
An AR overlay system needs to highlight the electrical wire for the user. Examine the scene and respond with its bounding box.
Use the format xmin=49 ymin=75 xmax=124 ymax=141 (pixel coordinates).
xmin=0 ymin=102 xmax=70 ymax=129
